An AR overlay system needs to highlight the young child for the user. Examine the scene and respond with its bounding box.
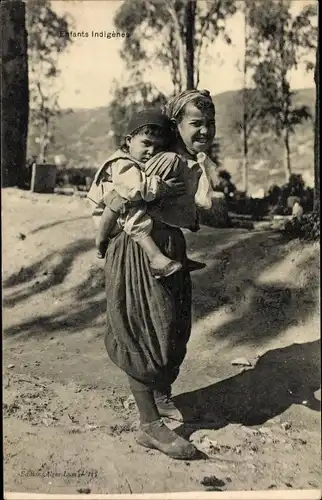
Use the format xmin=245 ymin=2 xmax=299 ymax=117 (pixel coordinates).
xmin=87 ymin=110 xmax=202 ymax=279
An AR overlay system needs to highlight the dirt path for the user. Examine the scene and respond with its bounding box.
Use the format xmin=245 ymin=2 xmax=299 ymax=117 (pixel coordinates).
xmin=2 ymin=188 xmax=321 ymax=495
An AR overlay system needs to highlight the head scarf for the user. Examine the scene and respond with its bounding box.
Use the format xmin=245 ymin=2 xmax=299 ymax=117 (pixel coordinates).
xmin=165 ymin=89 xmax=214 ymax=120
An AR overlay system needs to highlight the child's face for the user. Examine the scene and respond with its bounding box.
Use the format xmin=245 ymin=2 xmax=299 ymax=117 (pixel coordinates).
xmin=126 ymin=131 xmax=167 ymax=163
xmin=177 ymin=102 xmax=216 ymax=154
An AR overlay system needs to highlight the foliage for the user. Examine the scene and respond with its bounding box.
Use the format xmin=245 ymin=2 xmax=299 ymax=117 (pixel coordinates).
xmin=284 ymin=211 xmax=320 ymax=241
xmin=209 ymin=138 xmax=221 ymax=167
xmin=114 ymin=0 xmax=236 ymax=92
xmin=32 ymin=87 xmax=315 ymax=190
xmin=246 ymin=0 xmax=317 ymax=180
xmin=109 ymin=81 xmax=167 ymax=145
xmin=214 ymin=169 xmax=237 ymax=199
xmin=26 ymin=0 xmax=74 ymax=162
xmin=313 ymin=45 xmax=319 ymax=211
xmin=267 ymin=174 xmax=314 ymax=215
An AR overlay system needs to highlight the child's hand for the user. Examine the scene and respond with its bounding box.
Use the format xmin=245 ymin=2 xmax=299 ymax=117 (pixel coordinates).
xmin=163 ymin=178 xmax=185 ymax=197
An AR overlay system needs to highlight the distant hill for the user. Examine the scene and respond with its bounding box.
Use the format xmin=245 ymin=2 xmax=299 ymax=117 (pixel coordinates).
xmin=27 ymin=87 xmax=316 ymax=193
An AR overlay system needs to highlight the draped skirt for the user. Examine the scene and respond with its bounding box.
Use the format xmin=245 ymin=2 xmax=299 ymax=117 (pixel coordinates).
xmin=104 ymin=221 xmax=192 ymax=390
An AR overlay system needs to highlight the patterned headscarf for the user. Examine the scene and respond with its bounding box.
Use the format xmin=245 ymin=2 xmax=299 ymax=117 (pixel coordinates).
xmin=165 ymin=89 xmax=214 ymax=120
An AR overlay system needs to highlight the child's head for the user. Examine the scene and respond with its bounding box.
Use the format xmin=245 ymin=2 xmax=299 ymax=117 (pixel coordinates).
xmin=165 ymin=89 xmax=216 ymax=155
xmin=123 ymin=110 xmax=174 ymax=162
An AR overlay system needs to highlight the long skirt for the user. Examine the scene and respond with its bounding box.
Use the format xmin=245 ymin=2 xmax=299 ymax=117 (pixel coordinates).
xmin=104 ymin=221 xmax=192 ymax=391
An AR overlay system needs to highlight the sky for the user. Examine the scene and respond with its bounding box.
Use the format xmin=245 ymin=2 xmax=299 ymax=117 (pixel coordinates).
xmin=52 ymin=0 xmax=317 ymax=109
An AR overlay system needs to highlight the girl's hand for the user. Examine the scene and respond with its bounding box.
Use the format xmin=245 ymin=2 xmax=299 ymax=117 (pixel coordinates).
xmin=162 ymin=178 xmax=185 ymax=197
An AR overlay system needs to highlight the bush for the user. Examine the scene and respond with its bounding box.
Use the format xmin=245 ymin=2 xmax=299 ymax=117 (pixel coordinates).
xmin=283 ymin=212 xmax=320 ymax=241
xmin=266 ymin=174 xmax=313 ymax=215
xmin=56 ymin=166 xmax=96 ymax=189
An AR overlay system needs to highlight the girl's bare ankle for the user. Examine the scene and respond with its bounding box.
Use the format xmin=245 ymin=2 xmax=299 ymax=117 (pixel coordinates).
xmin=149 ymin=254 xmax=172 ymax=269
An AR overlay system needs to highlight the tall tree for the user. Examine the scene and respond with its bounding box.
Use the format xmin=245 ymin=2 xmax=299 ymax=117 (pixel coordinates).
xmin=314 ymin=44 xmax=319 ymax=212
xmin=1 ymin=0 xmax=29 ymax=188
xmin=247 ymin=0 xmax=317 ymax=182
xmin=234 ymin=0 xmax=267 ymax=193
xmin=114 ymin=0 xmax=236 ymax=93
xmin=185 ymin=0 xmax=197 ymax=89
xmin=26 ymin=0 xmax=73 ymax=162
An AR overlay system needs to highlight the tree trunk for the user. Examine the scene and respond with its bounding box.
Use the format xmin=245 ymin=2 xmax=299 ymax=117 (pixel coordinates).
xmin=166 ymin=3 xmax=186 ymax=90
xmin=38 ymin=139 xmax=47 ymax=164
xmin=314 ymin=45 xmax=320 ymax=212
xmin=242 ymin=130 xmax=249 ymax=193
xmin=185 ymin=0 xmax=196 ymax=90
xmin=283 ymin=128 xmax=292 ymax=183
xmin=242 ymin=3 xmax=249 ymax=194
xmin=1 ymin=1 xmax=29 ymax=188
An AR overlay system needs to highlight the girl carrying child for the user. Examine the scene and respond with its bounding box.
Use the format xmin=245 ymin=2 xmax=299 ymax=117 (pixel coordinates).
xmin=87 ymin=109 xmax=204 ymax=278
xmin=88 ymin=89 xmax=216 ymax=460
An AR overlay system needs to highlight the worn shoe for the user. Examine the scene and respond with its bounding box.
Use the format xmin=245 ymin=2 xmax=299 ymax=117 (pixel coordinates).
xmin=137 ymin=420 xmax=198 ymax=460
xmin=186 ymin=259 xmax=206 ymax=272
xmin=150 ymin=260 xmax=182 ymax=279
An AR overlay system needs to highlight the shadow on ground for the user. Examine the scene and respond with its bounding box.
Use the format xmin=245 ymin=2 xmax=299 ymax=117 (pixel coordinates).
xmin=28 ymin=216 xmax=90 ymax=235
xmin=3 ymin=229 xmax=320 ymax=352
xmin=174 ymin=339 xmax=321 ymax=437
xmin=3 ymin=238 xmax=95 ymax=307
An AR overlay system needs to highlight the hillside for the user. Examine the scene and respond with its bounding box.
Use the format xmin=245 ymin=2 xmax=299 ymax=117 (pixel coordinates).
xmin=27 ymin=87 xmax=316 ymax=193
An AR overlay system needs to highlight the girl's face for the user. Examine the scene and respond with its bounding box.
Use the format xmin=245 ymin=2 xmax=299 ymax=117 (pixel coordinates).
xmin=126 ymin=131 xmax=166 ymax=163
xmin=177 ymin=102 xmax=216 ymax=154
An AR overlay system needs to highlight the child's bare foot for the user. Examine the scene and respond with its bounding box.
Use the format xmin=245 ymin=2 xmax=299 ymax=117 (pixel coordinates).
xmin=149 ymin=255 xmax=182 ymax=279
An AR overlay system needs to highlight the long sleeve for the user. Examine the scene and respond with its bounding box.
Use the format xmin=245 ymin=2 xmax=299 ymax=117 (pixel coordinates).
xmin=111 ymin=159 xmax=163 ymax=203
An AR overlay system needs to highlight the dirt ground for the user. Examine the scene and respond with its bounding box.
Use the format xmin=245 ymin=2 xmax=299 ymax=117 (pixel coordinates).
xmin=2 ymin=188 xmax=321 ymax=496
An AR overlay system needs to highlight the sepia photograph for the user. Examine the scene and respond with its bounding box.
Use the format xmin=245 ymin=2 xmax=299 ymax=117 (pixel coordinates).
xmin=1 ymin=0 xmax=320 ymax=498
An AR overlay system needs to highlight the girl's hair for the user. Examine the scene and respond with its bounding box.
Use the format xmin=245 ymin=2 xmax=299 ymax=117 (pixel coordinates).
xmin=175 ymin=96 xmax=215 ymax=123
xmin=120 ymin=124 xmax=174 ymax=152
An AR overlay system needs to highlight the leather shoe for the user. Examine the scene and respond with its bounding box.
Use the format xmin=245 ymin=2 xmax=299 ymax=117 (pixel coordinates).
xmin=137 ymin=420 xmax=198 ymax=460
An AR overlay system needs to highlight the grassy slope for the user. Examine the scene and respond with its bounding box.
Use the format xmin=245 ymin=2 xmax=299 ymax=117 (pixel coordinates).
xmin=27 ymin=88 xmax=316 ymax=192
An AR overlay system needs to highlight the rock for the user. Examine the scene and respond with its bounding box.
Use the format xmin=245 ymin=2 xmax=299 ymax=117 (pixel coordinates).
xmin=7 ymin=364 xmax=15 ymax=369
xmin=123 ymin=394 xmax=136 ymax=410
xmin=200 ymin=476 xmax=225 ymax=489
xmin=281 ymin=421 xmax=292 ymax=431
xmin=76 ymin=487 xmax=91 ymax=494
xmin=198 ymin=436 xmax=219 ymax=454
xmin=17 ymin=232 xmax=26 ymax=240
xmin=130 ymin=419 xmax=140 ymax=431
xmin=231 ymin=357 xmax=252 ymax=367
